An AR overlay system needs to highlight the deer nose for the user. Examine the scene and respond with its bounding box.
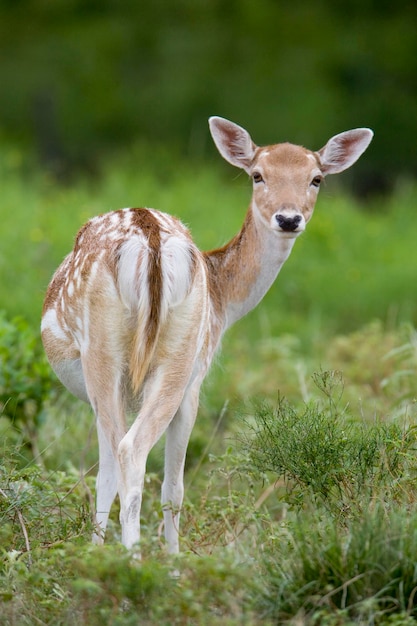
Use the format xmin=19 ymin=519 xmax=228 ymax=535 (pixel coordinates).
xmin=275 ymin=213 xmax=302 ymax=232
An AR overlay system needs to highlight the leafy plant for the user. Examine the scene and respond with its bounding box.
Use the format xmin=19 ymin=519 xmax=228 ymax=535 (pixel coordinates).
xmin=241 ymin=370 xmax=417 ymax=517
xmin=0 ymin=452 xmax=93 ymax=556
xmin=236 ymin=371 xmax=417 ymax=623
xmin=0 ymin=312 xmax=56 ymax=454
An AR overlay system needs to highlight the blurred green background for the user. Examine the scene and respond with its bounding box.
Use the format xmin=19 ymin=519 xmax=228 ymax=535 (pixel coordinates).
xmin=0 ymin=0 xmax=416 ymax=194
xmin=0 ymin=0 xmax=417 ymax=334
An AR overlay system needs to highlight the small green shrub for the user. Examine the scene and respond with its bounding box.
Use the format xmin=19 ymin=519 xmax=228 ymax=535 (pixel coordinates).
xmin=241 ymin=370 xmax=417 ymax=518
xmin=0 ymin=312 xmax=56 ymax=453
xmin=0 ymin=452 xmax=93 ymax=555
xmin=237 ymin=370 xmax=417 ymax=623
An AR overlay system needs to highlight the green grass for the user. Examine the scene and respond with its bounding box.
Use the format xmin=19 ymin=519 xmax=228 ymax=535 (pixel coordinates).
xmin=2 ymin=365 xmax=417 ymax=624
xmin=1 ymin=147 xmax=417 ymax=624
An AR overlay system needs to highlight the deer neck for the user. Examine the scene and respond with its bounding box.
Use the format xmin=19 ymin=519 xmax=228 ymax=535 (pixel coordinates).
xmin=204 ymin=202 xmax=298 ymax=330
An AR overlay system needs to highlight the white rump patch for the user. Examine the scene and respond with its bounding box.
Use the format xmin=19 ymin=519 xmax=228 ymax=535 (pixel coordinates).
xmin=161 ymin=235 xmax=194 ymax=309
xmin=117 ymin=234 xmax=150 ymax=312
xmin=116 ymin=223 xmax=196 ymax=330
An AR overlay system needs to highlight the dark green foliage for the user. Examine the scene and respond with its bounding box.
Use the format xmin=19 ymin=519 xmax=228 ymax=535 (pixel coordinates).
xmin=0 ymin=312 xmax=56 ymax=449
xmin=0 ymin=1 xmax=415 ymax=188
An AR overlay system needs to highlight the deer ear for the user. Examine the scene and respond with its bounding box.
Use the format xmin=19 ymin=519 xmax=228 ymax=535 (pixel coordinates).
xmin=317 ymin=128 xmax=374 ymax=175
xmin=209 ymin=116 xmax=256 ymax=173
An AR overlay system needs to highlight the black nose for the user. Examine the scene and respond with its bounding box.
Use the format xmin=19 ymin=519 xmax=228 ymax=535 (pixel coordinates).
xmin=275 ymin=214 xmax=302 ymax=232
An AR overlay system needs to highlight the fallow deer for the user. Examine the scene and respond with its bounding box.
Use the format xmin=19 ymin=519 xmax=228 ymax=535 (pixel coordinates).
xmin=41 ymin=117 xmax=373 ymax=553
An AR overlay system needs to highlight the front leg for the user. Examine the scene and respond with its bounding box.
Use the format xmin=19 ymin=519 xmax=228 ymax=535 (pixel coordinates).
xmin=161 ymin=381 xmax=201 ymax=554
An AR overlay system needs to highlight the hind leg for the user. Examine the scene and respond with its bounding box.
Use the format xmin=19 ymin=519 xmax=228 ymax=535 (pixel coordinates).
xmin=80 ymin=346 xmax=127 ymax=545
xmin=117 ymin=314 xmax=206 ymax=551
xmin=117 ymin=371 xmax=188 ymax=550
xmin=162 ymin=378 xmax=202 ymax=553
xmin=92 ymin=421 xmax=119 ymax=544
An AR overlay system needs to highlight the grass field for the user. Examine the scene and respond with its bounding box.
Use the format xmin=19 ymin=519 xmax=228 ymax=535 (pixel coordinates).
xmin=1 ymin=145 xmax=417 ymax=624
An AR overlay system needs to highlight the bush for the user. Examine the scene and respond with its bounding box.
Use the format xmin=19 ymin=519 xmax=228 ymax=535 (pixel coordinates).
xmin=0 ymin=312 xmax=56 ymax=454
xmin=0 ymin=452 xmax=93 ymax=555
xmin=241 ymin=370 xmax=417 ymax=518
xmin=239 ymin=371 xmax=417 ymax=623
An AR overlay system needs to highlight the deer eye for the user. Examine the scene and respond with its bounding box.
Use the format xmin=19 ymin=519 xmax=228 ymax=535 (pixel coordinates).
xmin=253 ymin=172 xmax=264 ymax=184
xmin=311 ymin=176 xmax=323 ymax=188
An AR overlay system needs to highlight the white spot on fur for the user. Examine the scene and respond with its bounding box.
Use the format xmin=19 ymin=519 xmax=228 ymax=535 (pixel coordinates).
xmin=74 ymin=302 xmax=90 ymax=353
xmin=41 ymin=308 xmax=68 ymax=340
xmin=89 ymin=259 xmax=101 ymax=282
xmin=72 ymin=267 xmax=81 ymax=287
xmin=150 ymin=210 xmax=171 ymax=230
xmin=111 ymin=212 xmax=123 ymax=227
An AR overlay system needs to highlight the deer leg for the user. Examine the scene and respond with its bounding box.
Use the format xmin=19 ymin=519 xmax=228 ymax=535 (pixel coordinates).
xmin=117 ymin=387 xmax=186 ymax=550
xmin=92 ymin=420 xmax=119 ymax=544
xmin=161 ymin=379 xmax=201 ymax=554
xmin=116 ymin=354 xmax=202 ymax=551
xmin=81 ymin=349 xmax=127 ymax=546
